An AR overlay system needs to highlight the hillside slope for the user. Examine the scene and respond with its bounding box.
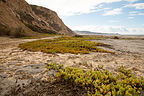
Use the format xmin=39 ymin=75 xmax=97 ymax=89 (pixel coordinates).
xmin=31 ymin=5 xmax=75 ymax=35
xmin=0 ymin=0 xmax=75 ymax=36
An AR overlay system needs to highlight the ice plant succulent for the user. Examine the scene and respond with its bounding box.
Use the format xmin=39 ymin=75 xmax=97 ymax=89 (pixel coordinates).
xmin=19 ymin=36 xmax=115 ymax=54
xmin=47 ymin=63 xmax=144 ymax=96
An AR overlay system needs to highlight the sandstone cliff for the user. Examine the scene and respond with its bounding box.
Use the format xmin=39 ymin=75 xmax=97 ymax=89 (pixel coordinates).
xmin=31 ymin=5 xmax=75 ymax=35
xmin=0 ymin=0 xmax=75 ymax=37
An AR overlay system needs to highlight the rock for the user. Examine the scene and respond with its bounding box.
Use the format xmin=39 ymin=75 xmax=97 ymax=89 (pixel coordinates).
xmin=31 ymin=5 xmax=75 ymax=35
xmin=33 ymin=75 xmax=43 ymax=81
xmin=0 ymin=66 xmax=5 ymax=70
xmin=0 ymin=0 xmax=75 ymax=36
xmin=1 ymin=0 xmax=6 ymax=3
xmin=0 ymin=73 xmax=7 ymax=79
xmin=44 ymin=70 xmax=57 ymax=77
xmin=15 ymin=63 xmax=46 ymax=75
xmin=7 ymin=61 xmax=19 ymax=66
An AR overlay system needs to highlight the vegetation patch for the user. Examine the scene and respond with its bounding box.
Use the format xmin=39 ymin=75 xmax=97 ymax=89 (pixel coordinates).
xmin=47 ymin=63 xmax=144 ymax=96
xmin=113 ymin=36 xmax=119 ymax=39
xmin=72 ymin=35 xmax=108 ymax=40
xmin=19 ymin=37 xmax=115 ymax=54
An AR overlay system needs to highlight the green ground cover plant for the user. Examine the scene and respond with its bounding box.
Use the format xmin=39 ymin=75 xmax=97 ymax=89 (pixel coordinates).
xmin=70 ymin=35 xmax=107 ymax=40
xmin=47 ymin=63 xmax=144 ymax=96
xmin=19 ymin=36 xmax=114 ymax=54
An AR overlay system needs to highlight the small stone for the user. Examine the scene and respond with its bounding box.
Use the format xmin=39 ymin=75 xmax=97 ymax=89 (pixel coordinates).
xmin=0 ymin=73 xmax=7 ymax=78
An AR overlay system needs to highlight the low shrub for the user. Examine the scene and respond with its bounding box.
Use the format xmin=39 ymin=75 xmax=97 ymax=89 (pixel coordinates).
xmin=19 ymin=37 xmax=115 ymax=54
xmin=65 ymin=36 xmax=107 ymax=40
xmin=113 ymin=36 xmax=119 ymax=39
xmin=73 ymin=35 xmax=83 ymax=38
xmin=47 ymin=63 xmax=144 ymax=96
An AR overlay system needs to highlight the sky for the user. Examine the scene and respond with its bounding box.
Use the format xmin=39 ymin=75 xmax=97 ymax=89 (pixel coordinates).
xmin=25 ymin=0 xmax=144 ymax=35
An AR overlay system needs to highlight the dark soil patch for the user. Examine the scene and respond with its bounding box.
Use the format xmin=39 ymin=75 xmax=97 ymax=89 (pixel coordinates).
xmin=6 ymin=76 xmax=87 ymax=96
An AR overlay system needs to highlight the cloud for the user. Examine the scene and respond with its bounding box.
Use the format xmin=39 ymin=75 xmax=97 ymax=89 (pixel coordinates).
xmin=129 ymin=11 xmax=144 ymax=16
xmin=71 ymin=25 xmax=144 ymax=35
xmin=137 ymin=13 xmax=144 ymax=15
xmin=109 ymin=20 xmax=119 ymax=23
xmin=103 ymin=8 xmax=122 ymax=16
xmin=129 ymin=11 xmax=138 ymax=16
xmin=129 ymin=11 xmax=138 ymax=14
xmin=125 ymin=3 xmax=144 ymax=9
xmin=124 ymin=0 xmax=138 ymax=2
xmin=25 ymin=0 xmax=122 ymax=16
xmin=128 ymin=17 xmax=134 ymax=19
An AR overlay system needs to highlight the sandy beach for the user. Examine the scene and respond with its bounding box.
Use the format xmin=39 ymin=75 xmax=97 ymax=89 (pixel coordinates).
xmin=0 ymin=36 xmax=144 ymax=95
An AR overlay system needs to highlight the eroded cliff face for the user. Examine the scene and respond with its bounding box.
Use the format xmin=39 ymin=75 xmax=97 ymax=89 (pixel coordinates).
xmin=0 ymin=0 xmax=75 ymax=36
xmin=31 ymin=5 xmax=75 ymax=35
xmin=0 ymin=0 xmax=31 ymax=36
